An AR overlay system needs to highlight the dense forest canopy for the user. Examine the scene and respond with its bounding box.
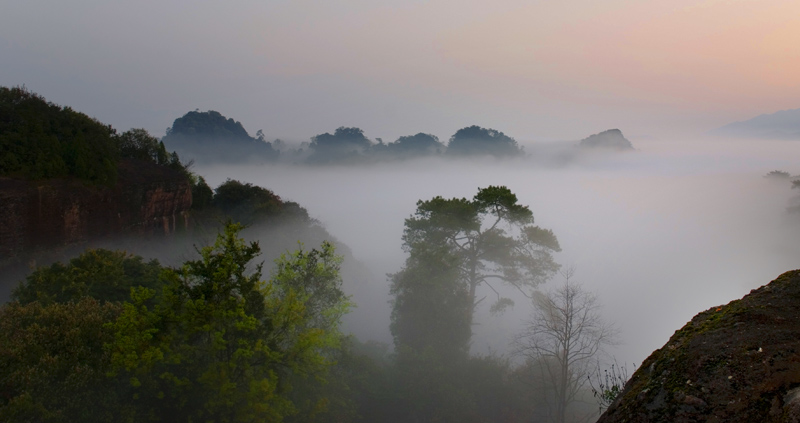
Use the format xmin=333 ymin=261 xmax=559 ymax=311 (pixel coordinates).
xmin=0 ymin=86 xmax=186 ymax=184
xmin=0 ymin=86 xmax=119 ymax=183
xmin=0 ymin=224 xmax=353 ymax=422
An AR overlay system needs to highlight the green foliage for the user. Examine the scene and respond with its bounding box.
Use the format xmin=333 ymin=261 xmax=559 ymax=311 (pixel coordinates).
xmin=108 ymin=222 xmax=351 ymax=422
xmin=446 ymin=125 xmax=521 ymax=157
xmin=0 ymin=86 xmax=119 ymax=184
xmin=204 ymin=179 xmax=313 ymax=227
xmin=401 ymin=185 xmax=561 ymax=324
xmin=390 ymin=242 xmax=472 ymax=359
xmin=118 ymin=128 xmax=185 ymax=171
xmin=589 ymin=361 xmax=633 ymax=413
xmin=392 ymin=186 xmax=561 ymax=357
xmin=0 ymin=298 xmax=127 ymax=423
xmin=191 ymin=175 xmax=214 ymax=210
xmin=0 ymin=86 xmax=192 ymax=186
xmin=212 ymin=179 xmax=285 ymax=223
xmin=13 ymin=249 xmax=163 ymax=305
xmin=389 ymin=186 xmax=561 ymax=423
xmin=119 ymin=128 xmax=167 ymax=163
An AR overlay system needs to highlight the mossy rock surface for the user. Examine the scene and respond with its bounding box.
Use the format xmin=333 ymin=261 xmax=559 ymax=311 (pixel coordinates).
xmin=598 ymin=270 xmax=800 ymax=423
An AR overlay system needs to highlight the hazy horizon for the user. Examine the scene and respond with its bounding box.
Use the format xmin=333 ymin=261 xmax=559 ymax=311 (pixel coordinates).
xmin=3 ymin=0 xmax=800 ymax=143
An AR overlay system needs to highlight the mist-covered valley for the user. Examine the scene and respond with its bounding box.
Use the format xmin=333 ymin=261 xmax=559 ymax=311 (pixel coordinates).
xmin=4 ymin=0 xmax=800 ymax=418
xmin=3 ymin=83 xmax=800 ymax=422
xmin=199 ymin=136 xmax=800 ymax=367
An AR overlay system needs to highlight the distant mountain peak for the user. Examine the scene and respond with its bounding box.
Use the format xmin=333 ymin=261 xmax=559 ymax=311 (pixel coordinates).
xmin=578 ymin=129 xmax=633 ymax=150
xmin=711 ymin=108 xmax=800 ymax=140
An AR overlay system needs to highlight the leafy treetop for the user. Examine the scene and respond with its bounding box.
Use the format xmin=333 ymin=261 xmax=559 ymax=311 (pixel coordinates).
xmin=402 ymin=185 xmax=561 ymax=323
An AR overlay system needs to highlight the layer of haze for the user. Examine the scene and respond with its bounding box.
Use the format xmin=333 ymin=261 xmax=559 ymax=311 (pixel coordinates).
xmin=2 ymin=0 xmax=800 ymax=143
xmin=200 ymin=138 xmax=800 ymax=367
xmin=3 ymin=0 xmax=799 ymax=368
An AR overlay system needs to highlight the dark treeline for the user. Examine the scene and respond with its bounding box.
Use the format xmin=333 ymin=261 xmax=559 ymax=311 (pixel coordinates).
xmin=162 ymin=109 xmax=524 ymax=165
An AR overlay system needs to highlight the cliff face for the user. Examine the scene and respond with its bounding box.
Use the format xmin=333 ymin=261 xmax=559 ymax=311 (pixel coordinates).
xmin=0 ymin=159 xmax=191 ymax=267
xmin=598 ymin=270 xmax=800 ymax=423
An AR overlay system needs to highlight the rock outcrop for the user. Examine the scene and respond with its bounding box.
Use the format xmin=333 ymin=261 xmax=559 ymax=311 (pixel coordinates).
xmin=598 ymin=270 xmax=800 ymax=423
xmin=579 ymin=129 xmax=634 ymax=150
xmin=0 ymin=159 xmax=191 ymax=267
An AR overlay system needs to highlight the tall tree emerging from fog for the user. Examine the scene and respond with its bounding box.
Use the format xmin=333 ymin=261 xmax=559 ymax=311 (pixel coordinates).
xmin=392 ymin=186 xmax=561 ymax=347
xmin=389 ymin=186 xmax=561 ymax=422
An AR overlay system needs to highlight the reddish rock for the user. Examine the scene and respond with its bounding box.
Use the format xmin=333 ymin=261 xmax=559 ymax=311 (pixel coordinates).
xmin=0 ymin=159 xmax=191 ymax=267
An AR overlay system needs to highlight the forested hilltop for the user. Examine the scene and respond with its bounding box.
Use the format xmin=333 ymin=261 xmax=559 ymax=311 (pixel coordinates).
xmin=0 ymin=86 xmax=185 ymax=183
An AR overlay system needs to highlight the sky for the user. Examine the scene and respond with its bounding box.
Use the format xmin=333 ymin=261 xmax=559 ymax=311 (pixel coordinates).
xmin=2 ymin=0 xmax=799 ymax=143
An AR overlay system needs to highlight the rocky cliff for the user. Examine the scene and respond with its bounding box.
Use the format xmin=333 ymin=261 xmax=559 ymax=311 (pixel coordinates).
xmin=0 ymin=159 xmax=191 ymax=267
xmin=598 ymin=270 xmax=800 ymax=423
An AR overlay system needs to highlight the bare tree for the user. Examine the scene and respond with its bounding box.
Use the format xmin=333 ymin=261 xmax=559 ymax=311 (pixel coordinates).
xmin=513 ymin=269 xmax=617 ymax=423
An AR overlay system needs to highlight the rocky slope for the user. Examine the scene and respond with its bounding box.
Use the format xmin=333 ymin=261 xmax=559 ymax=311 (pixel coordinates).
xmin=598 ymin=270 xmax=800 ymax=423
xmin=0 ymin=158 xmax=191 ymax=267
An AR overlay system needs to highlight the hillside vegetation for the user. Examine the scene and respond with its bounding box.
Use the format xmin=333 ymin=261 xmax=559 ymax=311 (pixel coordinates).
xmin=0 ymin=86 xmax=184 ymax=184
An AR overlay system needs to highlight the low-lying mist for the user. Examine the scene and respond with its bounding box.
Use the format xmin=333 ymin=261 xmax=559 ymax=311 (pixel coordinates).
xmin=199 ymin=136 xmax=800 ymax=366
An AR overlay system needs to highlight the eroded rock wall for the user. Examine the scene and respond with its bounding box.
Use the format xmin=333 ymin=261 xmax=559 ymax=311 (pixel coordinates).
xmin=0 ymin=159 xmax=191 ymax=267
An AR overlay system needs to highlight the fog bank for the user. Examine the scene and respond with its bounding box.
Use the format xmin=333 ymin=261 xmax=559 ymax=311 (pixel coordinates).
xmin=200 ymin=137 xmax=800 ymax=366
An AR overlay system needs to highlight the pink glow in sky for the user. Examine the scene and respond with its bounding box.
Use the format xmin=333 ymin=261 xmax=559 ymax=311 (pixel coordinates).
xmin=1 ymin=0 xmax=798 ymax=141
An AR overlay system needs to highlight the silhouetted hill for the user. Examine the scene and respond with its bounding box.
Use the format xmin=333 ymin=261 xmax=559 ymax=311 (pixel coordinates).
xmin=598 ymin=270 xmax=800 ymax=423
xmin=162 ymin=110 xmax=279 ymax=164
xmin=711 ymin=109 xmax=800 ymax=140
xmin=578 ymin=129 xmax=633 ymax=150
xmin=446 ymin=125 xmax=522 ymax=157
